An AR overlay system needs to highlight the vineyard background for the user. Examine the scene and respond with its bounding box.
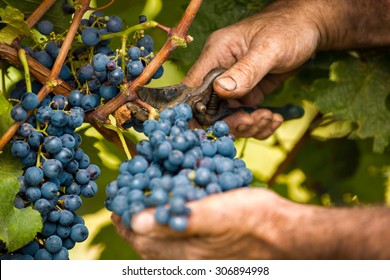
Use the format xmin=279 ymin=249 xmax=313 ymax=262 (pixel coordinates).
xmin=1 ymin=0 xmax=390 ymax=260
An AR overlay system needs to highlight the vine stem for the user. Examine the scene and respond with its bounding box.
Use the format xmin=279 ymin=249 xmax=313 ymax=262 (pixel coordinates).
xmin=26 ymin=0 xmax=57 ymax=28
xmin=267 ymin=113 xmax=322 ymax=187
xmin=85 ymin=0 xmax=203 ymax=126
xmin=0 ymin=0 xmax=92 ymax=151
xmin=103 ymin=124 xmax=132 ymax=160
xmin=18 ymin=49 xmax=32 ymax=92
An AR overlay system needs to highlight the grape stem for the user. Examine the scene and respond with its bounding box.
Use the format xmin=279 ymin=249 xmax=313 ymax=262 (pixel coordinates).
xmin=103 ymin=123 xmax=132 ymax=160
xmin=86 ymin=0 xmax=204 ymax=126
xmin=26 ymin=0 xmax=57 ymax=29
xmin=18 ymin=49 xmax=32 ymax=93
xmin=0 ymin=0 xmax=92 ymax=151
xmin=267 ymin=112 xmax=323 ymax=187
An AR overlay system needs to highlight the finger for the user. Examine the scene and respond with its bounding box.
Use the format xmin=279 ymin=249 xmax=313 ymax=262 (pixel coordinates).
xmin=253 ymin=113 xmax=284 ymax=139
xmin=182 ymin=31 xmax=236 ymax=87
xmin=213 ymin=46 xmax=277 ymax=99
xmin=130 ymin=189 xmax=257 ymax=238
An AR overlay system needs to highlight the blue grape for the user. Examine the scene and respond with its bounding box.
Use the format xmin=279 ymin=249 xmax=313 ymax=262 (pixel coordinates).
xmin=24 ymin=166 xmax=44 ymax=186
xmin=45 ymin=235 xmax=62 ymax=254
xmin=127 ymin=46 xmax=141 ymax=60
xmin=42 ymin=159 xmax=63 ymax=178
xmin=37 ymin=20 xmax=53 ymax=35
xmin=168 ymin=215 xmax=188 ymax=232
xmin=108 ymin=68 xmax=124 ymax=85
xmin=137 ymin=35 xmax=154 ymax=52
xmin=21 ymin=92 xmax=39 ymax=110
xmin=11 ymin=140 xmax=30 ymax=158
xmin=70 ymin=224 xmax=89 ymax=242
xmin=11 ymin=104 xmax=27 ymax=121
xmin=81 ymin=27 xmax=100 ymax=46
xmin=127 ymin=60 xmax=144 ymax=77
xmin=106 ymin=15 xmax=123 ymax=32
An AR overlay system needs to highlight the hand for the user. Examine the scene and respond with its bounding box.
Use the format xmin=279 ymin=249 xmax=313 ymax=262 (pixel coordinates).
xmin=112 ymin=188 xmax=311 ymax=260
xmin=183 ymin=0 xmax=322 ymax=139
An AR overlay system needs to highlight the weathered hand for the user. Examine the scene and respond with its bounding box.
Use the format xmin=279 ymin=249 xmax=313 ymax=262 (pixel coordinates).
xmin=183 ymin=0 xmax=321 ymax=139
xmin=112 ymin=188 xmax=305 ymax=260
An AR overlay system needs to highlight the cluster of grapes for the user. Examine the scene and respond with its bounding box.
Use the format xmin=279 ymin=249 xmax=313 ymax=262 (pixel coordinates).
xmin=105 ymin=104 xmax=253 ymax=232
xmin=17 ymin=9 xmax=163 ymax=113
xmin=3 ymin=88 xmax=101 ymax=259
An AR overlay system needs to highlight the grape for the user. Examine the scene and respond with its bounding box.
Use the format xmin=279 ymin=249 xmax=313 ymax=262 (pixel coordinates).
xmin=35 ymin=248 xmax=53 ymax=260
xmin=127 ymin=46 xmax=141 ymax=60
xmin=64 ymin=195 xmax=82 ymax=211
xmin=139 ymin=15 xmax=147 ymax=23
xmin=70 ymin=224 xmax=89 ymax=242
xmin=92 ymin=53 xmax=110 ymax=71
xmin=168 ymin=215 xmax=188 ymax=232
xmin=137 ymin=35 xmax=154 ymax=52
xmin=127 ymin=60 xmax=144 ymax=77
xmin=34 ymin=198 xmax=52 ymax=215
xmin=81 ymin=27 xmax=101 ymax=46
xmin=21 ymin=92 xmax=39 ymax=110
xmin=11 ymin=140 xmax=30 ymax=158
xmin=42 ymin=159 xmax=63 ymax=178
xmin=52 ymin=247 xmax=69 ymax=260
xmin=52 ymin=95 xmax=68 ymax=110
xmin=11 ymin=104 xmax=27 ymax=122
xmin=59 ymin=210 xmax=74 ymax=226
xmin=36 ymin=106 xmax=53 ymax=124
xmin=68 ymin=90 xmax=83 ymax=107
xmin=152 ymin=66 xmax=164 ymax=79
xmin=24 ymin=166 xmax=44 ymax=186
xmin=108 ymin=68 xmax=124 ymax=85
xmin=41 ymin=182 xmax=59 ymax=199
xmin=45 ymin=235 xmax=62 ymax=254
xmin=106 ymin=15 xmax=123 ymax=32
xmin=43 ymin=136 xmax=63 ymax=154
xmin=155 ymin=206 xmax=169 ymax=225
xmin=37 ymin=20 xmax=54 ymax=35
xmin=34 ymin=50 xmax=54 ymax=68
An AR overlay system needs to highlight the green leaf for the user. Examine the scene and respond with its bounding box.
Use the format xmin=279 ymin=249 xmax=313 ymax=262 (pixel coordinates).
xmin=312 ymin=55 xmax=390 ymax=153
xmin=0 ymin=88 xmax=13 ymax=136
xmin=0 ymin=6 xmax=32 ymax=44
xmin=0 ymin=148 xmax=42 ymax=252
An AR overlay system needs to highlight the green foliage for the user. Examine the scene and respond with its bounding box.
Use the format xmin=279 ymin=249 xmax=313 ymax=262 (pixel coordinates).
xmin=0 ymin=6 xmax=32 ymax=44
xmin=313 ymin=54 xmax=390 ymax=153
xmin=0 ymin=89 xmax=42 ymax=252
xmin=0 ymin=148 xmax=42 ymax=252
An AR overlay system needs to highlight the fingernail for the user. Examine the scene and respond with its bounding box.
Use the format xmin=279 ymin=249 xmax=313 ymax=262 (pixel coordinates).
xmin=131 ymin=212 xmax=154 ymax=234
xmin=215 ymin=76 xmax=237 ymax=91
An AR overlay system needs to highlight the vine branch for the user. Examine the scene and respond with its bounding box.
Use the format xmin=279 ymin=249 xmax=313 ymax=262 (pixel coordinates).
xmin=86 ymin=0 xmax=203 ymax=126
xmin=267 ymin=113 xmax=323 ymax=187
xmin=0 ymin=0 xmax=92 ymax=151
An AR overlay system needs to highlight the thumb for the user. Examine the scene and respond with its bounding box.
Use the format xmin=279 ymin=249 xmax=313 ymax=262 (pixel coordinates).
xmin=214 ymin=49 xmax=274 ymax=99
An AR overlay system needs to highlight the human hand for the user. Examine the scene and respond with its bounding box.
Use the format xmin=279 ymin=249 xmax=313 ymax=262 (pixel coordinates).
xmin=183 ymin=0 xmax=322 ymax=139
xmin=112 ymin=188 xmax=312 ymax=260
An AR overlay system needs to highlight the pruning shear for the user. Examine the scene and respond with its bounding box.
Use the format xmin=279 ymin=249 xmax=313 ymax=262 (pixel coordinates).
xmin=136 ymin=67 xmax=304 ymax=126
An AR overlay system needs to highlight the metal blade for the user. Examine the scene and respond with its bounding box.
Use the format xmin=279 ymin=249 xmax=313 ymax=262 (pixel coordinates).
xmin=137 ymin=84 xmax=189 ymax=109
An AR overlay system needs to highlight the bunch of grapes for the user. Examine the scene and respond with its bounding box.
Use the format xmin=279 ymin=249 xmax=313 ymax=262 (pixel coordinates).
xmin=3 ymin=87 xmax=101 ymax=259
xmin=2 ymin=4 xmax=164 ymax=259
xmin=105 ymin=104 xmax=253 ymax=232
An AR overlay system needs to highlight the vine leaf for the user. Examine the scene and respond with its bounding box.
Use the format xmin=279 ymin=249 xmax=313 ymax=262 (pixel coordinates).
xmin=0 ymin=6 xmax=32 ymax=44
xmin=311 ymin=56 xmax=390 ymax=153
xmin=0 ymin=148 xmax=42 ymax=252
